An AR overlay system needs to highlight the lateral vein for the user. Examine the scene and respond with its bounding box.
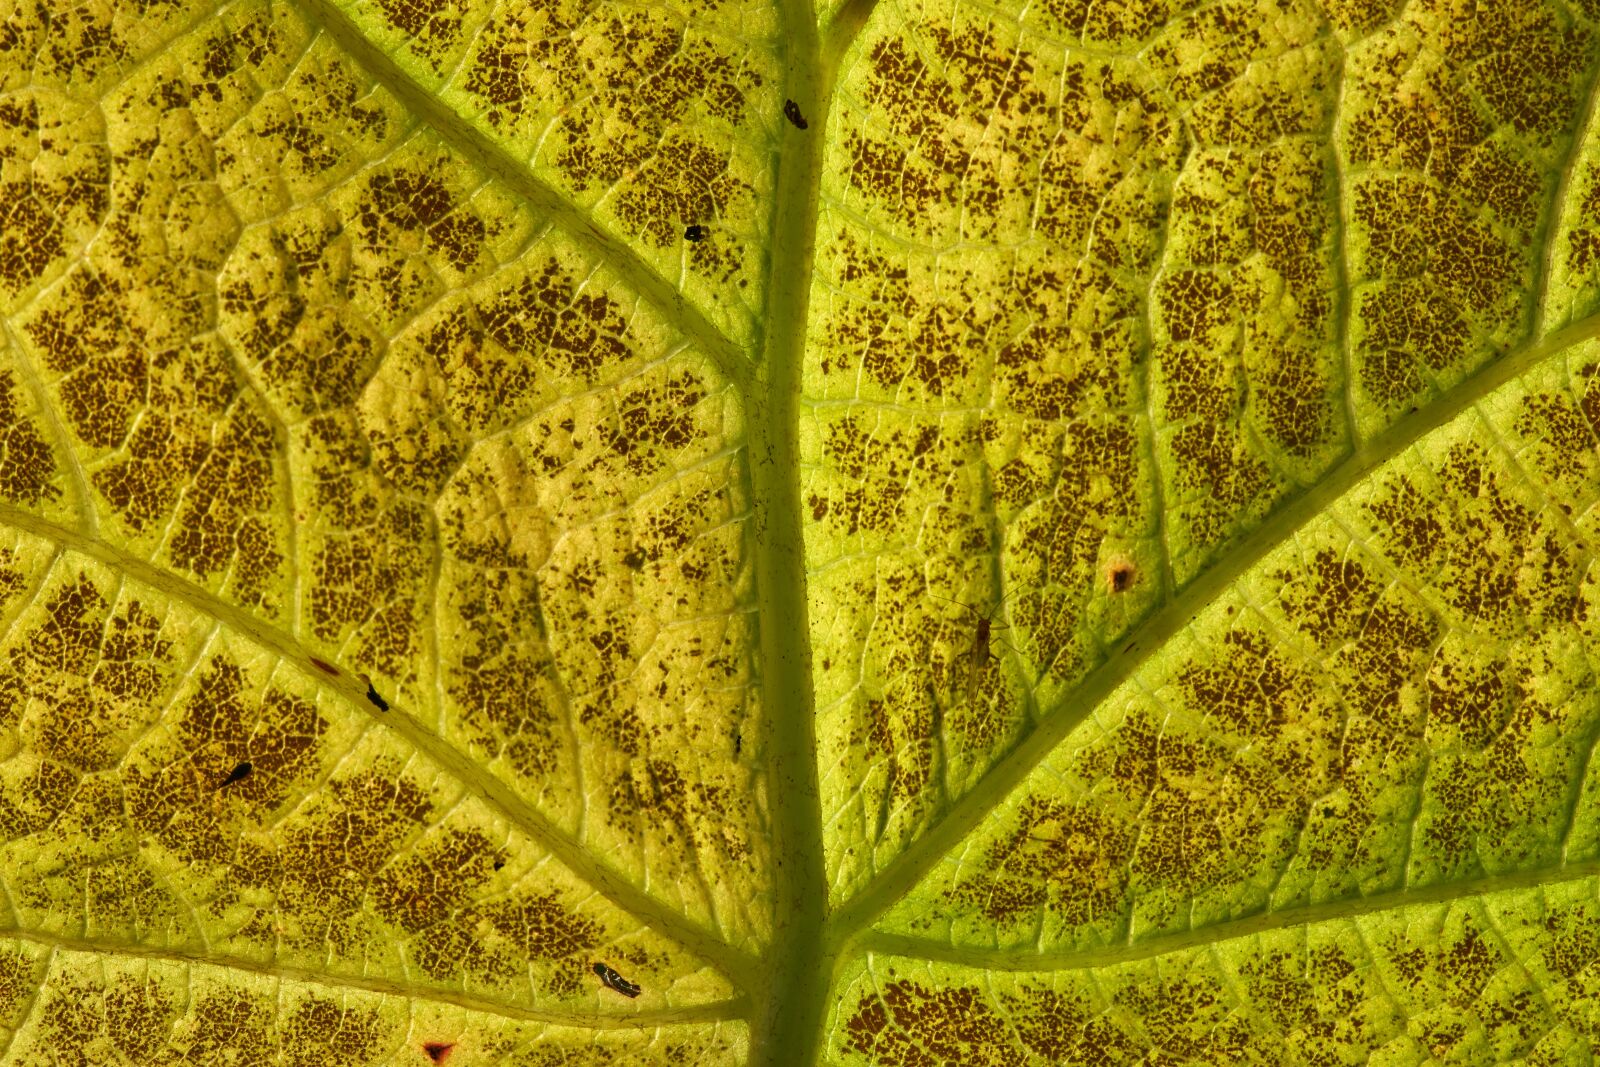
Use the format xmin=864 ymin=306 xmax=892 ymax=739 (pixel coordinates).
xmin=0 ymin=500 xmax=761 ymax=990
xmin=855 ymin=858 xmax=1600 ymax=972
xmin=832 ymin=307 xmax=1600 ymax=938
xmin=4 ymin=927 xmax=748 ymax=1028
xmin=287 ymin=0 xmax=752 ymax=389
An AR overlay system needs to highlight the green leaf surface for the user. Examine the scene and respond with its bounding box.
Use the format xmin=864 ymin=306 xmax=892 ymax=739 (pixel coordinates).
xmin=5 ymin=0 xmax=1600 ymax=1062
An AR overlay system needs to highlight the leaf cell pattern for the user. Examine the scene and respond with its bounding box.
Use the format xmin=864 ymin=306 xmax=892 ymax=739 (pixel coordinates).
xmin=4 ymin=0 xmax=1600 ymax=1061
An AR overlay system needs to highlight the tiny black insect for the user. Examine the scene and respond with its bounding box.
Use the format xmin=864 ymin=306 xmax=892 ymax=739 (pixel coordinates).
xmin=684 ymin=224 xmax=707 ymax=242
xmin=218 ymin=760 xmax=253 ymax=788
xmin=733 ymin=730 xmax=742 ymax=756
xmin=362 ymin=676 xmax=389 ymax=712
xmin=783 ymin=98 xmax=808 ymax=129
xmin=593 ymin=961 xmax=642 ymax=998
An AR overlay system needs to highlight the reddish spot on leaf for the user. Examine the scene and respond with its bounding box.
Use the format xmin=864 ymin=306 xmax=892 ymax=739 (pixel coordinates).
xmin=422 ymin=1042 xmax=453 ymax=1063
xmin=310 ymin=657 xmax=339 ymax=677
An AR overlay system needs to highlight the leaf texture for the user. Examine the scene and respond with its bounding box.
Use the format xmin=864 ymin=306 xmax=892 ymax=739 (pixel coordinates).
xmin=5 ymin=0 xmax=1600 ymax=1062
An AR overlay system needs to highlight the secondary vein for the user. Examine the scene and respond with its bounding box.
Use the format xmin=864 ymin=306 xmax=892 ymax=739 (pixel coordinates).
xmin=5 ymin=927 xmax=748 ymax=1028
xmin=286 ymin=0 xmax=751 ymax=389
xmin=832 ymin=306 xmax=1600 ymax=940
xmin=855 ymin=858 xmax=1600 ymax=972
xmin=0 ymin=500 xmax=761 ymax=990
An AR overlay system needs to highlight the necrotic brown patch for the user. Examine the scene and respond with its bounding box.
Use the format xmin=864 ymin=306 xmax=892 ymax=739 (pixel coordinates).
xmin=0 ymin=369 xmax=62 ymax=506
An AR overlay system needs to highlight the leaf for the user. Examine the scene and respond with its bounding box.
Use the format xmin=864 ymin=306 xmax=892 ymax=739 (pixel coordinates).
xmin=5 ymin=0 xmax=1600 ymax=1062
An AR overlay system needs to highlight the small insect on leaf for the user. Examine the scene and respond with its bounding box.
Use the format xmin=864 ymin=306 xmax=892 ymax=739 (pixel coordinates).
xmin=783 ymin=98 xmax=808 ymax=129
xmin=360 ymin=674 xmax=389 ymax=712
xmin=928 ymin=588 xmax=1023 ymax=707
xmin=684 ymin=224 xmax=707 ymax=242
xmin=593 ymin=961 xmax=642 ymax=998
xmin=217 ymin=760 xmax=252 ymax=789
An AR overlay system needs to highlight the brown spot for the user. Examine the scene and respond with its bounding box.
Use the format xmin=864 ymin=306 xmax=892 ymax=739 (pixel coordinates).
xmin=0 ymin=96 xmax=109 ymax=298
xmin=944 ymin=794 xmax=1135 ymax=924
xmin=0 ymin=370 xmax=61 ymax=506
xmin=360 ymin=169 xmax=485 ymax=273
xmin=282 ymin=997 xmax=382 ymax=1067
xmin=375 ymin=0 xmax=461 ymax=67
xmin=458 ymin=3 xmax=764 ymax=288
xmin=423 ymin=1041 xmax=454 ymax=1063
xmin=1106 ymin=560 xmax=1136 ymax=593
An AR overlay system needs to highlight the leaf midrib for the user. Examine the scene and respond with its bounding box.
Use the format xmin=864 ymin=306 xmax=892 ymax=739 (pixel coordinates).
xmin=739 ymin=2 xmax=840 ymax=1064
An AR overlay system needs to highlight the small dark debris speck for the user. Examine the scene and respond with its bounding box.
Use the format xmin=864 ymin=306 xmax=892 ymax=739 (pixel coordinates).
xmin=218 ymin=760 xmax=253 ymax=788
xmin=593 ymin=961 xmax=642 ymax=998
xmin=783 ymin=99 xmax=808 ymax=129
xmin=362 ymin=676 xmax=390 ymax=712
xmin=310 ymin=657 xmax=339 ymax=677
xmin=422 ymin=1042 xmax=454 ymax=1064
xmin=684 ymin=224 xmax=707 ymax=242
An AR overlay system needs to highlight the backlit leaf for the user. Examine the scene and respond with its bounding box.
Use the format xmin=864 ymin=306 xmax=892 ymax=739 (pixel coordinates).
xmin=4 ymin=0 xmax=1600 ymax=1061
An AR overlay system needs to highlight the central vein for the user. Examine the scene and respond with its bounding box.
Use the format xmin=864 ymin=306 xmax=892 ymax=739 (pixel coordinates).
xmin=745 ymin=2 xmax=845 ymax=1063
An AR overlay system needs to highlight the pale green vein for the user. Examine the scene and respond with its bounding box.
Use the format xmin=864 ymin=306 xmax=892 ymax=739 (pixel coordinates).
xmin=5 ymin=928 xmax=746 ymax=1027
xmin=822 ymin=0 xmax=880 ymax=67
xmin=1323 ymin=31 xmax=1359 ymax=449
xmin=1535 ymin=45 xmax=1600 ymax=339
xmin=743 ymin=0 xmax=882 ymax=1063
xmin=832 ymin=305 xmax=1600 ymax=939
xmin=285 ymin=0 xmax=751 ymax=390
xmin=0 ymin=500 xmax=760 ymax=992
xmin=854 ymin=859 xmax=1600 ymax=972
xmin=0 ymin=321 xmax=96 ymax=535
xmin=742 ymin=20 xmax=832 ymax=1067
